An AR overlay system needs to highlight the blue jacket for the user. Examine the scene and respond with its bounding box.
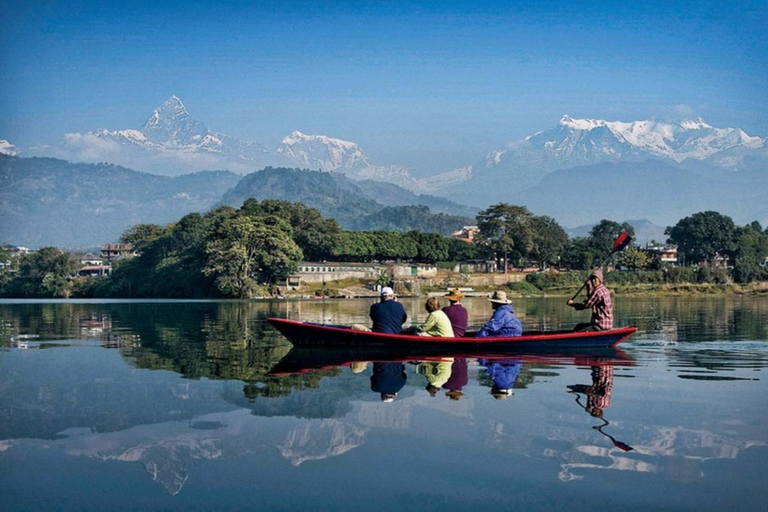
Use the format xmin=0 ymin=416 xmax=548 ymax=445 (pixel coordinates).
xmin=476 ymin=304 xmax=522 ymax=337
xmin=479 ymin=360 xmax=522 ymax=389
xmin=369 ymin=299 xmax=408 ymax=334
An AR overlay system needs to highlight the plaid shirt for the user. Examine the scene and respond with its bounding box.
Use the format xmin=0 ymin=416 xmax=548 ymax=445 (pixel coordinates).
xmin=576 ymin=284 xmax=613 ymax=330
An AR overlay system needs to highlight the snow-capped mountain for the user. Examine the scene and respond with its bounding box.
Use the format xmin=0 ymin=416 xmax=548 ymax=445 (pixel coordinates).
xmin=85 ymin=96 xmax=269 ymax=168
xmin=0 ymin=140 xmax=19 ymax=156
xmin=486 ymin=115 xmax=765 ymax=176
xmin=273 ymin=131 xmax=422 ymax=189
xmin=440 ymin=115 xmax=767 ymax=206
xmin=49 ymin=96 xmax=416 ymax=185
xmin=275 ymin=131 xmax=370 ymax=171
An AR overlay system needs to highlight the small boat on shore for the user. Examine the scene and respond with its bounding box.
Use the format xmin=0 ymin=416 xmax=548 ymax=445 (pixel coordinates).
xmin=267 ymin=317 xmax=637 ymax=351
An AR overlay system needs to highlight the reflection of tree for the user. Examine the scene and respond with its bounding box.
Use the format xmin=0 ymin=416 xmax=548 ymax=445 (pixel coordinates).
xmin=242 ymin=370 xmax=340 ymax=400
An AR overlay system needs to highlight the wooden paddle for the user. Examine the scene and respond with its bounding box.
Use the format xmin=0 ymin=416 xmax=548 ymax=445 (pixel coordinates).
xmin=569 ymin=231 xmax=633 ymax=302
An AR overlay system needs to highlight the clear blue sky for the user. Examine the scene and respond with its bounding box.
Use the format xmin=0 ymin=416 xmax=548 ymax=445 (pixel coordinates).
xmin=1 ymin=0 xmax=766 ymax=172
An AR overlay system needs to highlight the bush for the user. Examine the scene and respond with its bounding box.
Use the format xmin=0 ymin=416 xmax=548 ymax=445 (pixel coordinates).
xmin=526 ymin=270 xmax=587 ymax=290
xmin=506 ymin=281 xmax=541 ymax=295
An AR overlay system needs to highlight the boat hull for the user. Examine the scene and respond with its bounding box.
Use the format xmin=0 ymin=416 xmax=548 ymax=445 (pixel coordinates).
xmin=267 ymin=318 xmax=637 ymax=350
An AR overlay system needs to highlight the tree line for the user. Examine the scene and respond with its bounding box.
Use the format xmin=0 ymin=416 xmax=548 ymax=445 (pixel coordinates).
xmin=2 ymin=200 xmax=767 ymax=298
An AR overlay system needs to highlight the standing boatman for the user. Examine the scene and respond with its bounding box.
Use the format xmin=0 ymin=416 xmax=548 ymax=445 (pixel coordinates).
xmin=567 ymin=269 xmax=613 ymax=331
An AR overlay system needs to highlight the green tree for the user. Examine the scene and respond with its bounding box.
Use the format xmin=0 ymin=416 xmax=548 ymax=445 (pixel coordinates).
xmin=665 ymin=211 xmax=737 ymax=265
xmin=619 ymin=245 xmax=651 ymax=270
xmin=119 ymin=224 xmax=168 ymax=252
xmin=732 ymin=224 xmax=768 ymax=283
xmin=16 ymin=247 xmax=78 ymax=297
xmin=476 ymin=203 xmax=535 ymax=273
xmin=561 ymin=237 xmax=598 ymax=270
xmin=530 ymin=215 xmax=569 ymax=269
xmin=589 ymin=220 xmax=635 ymax=252
xmin=204 ymin=214 xmax=302 ymax=298
xmin=241 ymin=199 xmax=342 ymax=261
xmin=405 ymin=231 xmax=450 ymax=263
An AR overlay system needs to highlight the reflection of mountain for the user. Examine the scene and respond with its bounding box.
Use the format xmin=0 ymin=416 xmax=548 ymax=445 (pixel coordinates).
xmin=60 ymin=410 xmax=264 ymax=495
xmin=556 ymin=426 xmax=767 ymax=483
xmin=278 ymin=420 xmax=367 ymax=466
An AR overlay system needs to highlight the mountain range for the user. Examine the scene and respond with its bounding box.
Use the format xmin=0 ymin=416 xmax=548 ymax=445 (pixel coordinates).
xmin=3 ymin=96 xmax=767 ymax=241
xmin=0 ymin=156 xmax=475 ymax=248
xmin=446 ymin=115 xmax=768 ymax=206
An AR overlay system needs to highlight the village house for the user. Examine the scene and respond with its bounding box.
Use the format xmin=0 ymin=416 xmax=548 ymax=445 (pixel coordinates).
xmin=290 ymin=262 xmax=383 ymax=286
xmin=100 ymin=243 xmax=137 ymax=261
xmin=451 ymin=226 xmax=479 ymax=243
xmin=79 ymin=252 xmax=104 ymax=266
xmin=389 ymin=263 xmax=438 ymax=278
xmin=78 ymin=265 xmax=112 ymax=277
xmin=644 ymin=244 xmax=678 ymax=264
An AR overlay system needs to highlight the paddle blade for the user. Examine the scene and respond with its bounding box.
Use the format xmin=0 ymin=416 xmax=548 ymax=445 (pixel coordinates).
xmin=612 ymin=232 xmax=632 ymax=252
xmin=613 ymin=440 xmax=634 ymax=452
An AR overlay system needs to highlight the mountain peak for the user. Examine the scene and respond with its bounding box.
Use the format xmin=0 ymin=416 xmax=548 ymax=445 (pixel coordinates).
xmin=0 ymin=139 xmax=19 ymax=156
xmin=679 ymin=117 xmax=712 ymax=130
xmin=141 ymin=95 xmax=207 ymax=144
xmin=559 ymin=115 xmax=608 ymax=131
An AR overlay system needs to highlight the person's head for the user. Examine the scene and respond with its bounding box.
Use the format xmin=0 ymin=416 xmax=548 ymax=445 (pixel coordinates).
xmin=589 ymin=269 xmax=603 ymax=287
xmin=381 ymin=392 xmax=397 ymax=403
xmin=446 ymin=390 xmax=464 ymax=401
xmin=444 ymin=288 xmax=465 ymax=304
xmin=380 ymin=286 xmax=395 ymax=301
xmin=426 ymin=384 xmax=440 ymax=396
xmin=488 ymin=290 xmax=512 ymax=309
xmin=425 ymin=297 xmax=441 ymax=313
xmin=491 ymin=386 xmax=513 ymax=400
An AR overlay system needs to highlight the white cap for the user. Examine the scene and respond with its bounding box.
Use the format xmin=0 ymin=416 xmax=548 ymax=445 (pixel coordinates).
xmin=380 ymin=286 xmax=394 ymax=296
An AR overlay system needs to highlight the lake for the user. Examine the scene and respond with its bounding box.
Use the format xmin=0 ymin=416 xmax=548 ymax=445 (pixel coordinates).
xmin=1 ymin=296 xmax=767 ymax=511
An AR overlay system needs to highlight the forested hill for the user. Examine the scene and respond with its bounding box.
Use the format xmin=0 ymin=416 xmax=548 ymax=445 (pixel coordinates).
xmin=0 ymin=155 xmax=241 ymax=248
xmin=217 ymin=167 xmax=476 ymax=232
xmin=1 ymin=157 xmax=477 ymax=248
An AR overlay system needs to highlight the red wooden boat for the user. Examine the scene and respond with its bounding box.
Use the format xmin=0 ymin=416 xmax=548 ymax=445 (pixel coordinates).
xmin=267 ymin=317 xmax=637 ymax=351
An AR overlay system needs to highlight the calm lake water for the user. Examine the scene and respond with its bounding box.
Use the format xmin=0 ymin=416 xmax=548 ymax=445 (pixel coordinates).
xmin=1 ymin=296 xmax=767 ymax=511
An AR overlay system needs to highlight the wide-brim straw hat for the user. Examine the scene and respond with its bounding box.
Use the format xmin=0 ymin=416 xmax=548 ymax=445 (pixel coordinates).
xmin=488 ymin=290 xmax=512 ymax=304
xmin=444 ymin=288 xmax=465 ymax=301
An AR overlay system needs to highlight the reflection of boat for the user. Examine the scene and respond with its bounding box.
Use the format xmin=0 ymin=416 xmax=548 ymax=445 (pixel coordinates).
xmin=268 ymin=345 xmax=634 ymax=376
xmin=268 ymin=318 xmax=637 ymax=350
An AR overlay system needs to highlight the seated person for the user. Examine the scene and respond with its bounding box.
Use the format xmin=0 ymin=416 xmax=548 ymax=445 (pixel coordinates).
xmin=476 ymin=291 xmax=522 ymax=337
xmin=415 ymin=297 xmax=455 ymax=337
xmin=442 ymin=288 xmax=468 ymax=337
xmin=369 ymin=286 xmax=407 ymax=334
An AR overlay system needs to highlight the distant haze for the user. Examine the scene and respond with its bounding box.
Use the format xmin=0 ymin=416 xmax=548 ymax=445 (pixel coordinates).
xmin=1 ymin=1 xmax=766 ymax=173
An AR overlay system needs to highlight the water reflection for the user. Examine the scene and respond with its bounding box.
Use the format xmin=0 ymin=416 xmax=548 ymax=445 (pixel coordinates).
xmin=1 ymin=298 xmax=767 ymax=509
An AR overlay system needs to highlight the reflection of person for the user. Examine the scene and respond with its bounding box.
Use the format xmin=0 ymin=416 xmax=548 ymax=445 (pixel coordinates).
xmin=369 ymin=286 xmax=408 ymax=334
xmin=417 ymin=360 xmax=454 ymax=396
xmin=567 ymin=365 xmax=613 ymax=417
xmin=442 ymin=289 xmax=468 ymax=337
xmin=442 ymin=357 xmax=468 ymax=400
xmin=370 ymin=362 xmax=407 ymax=402
xmin=476 ymin=291 xmax=522 ymax=337
xmin=416 ymin=297 xmax=454 ymax=337
xmin=567 ymin=365 xmax=632 ymax=451
xmin=567 ymin=269 xmax=613 ymax=331
xmin=479 ymin=358 xmax=522 ymax=399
